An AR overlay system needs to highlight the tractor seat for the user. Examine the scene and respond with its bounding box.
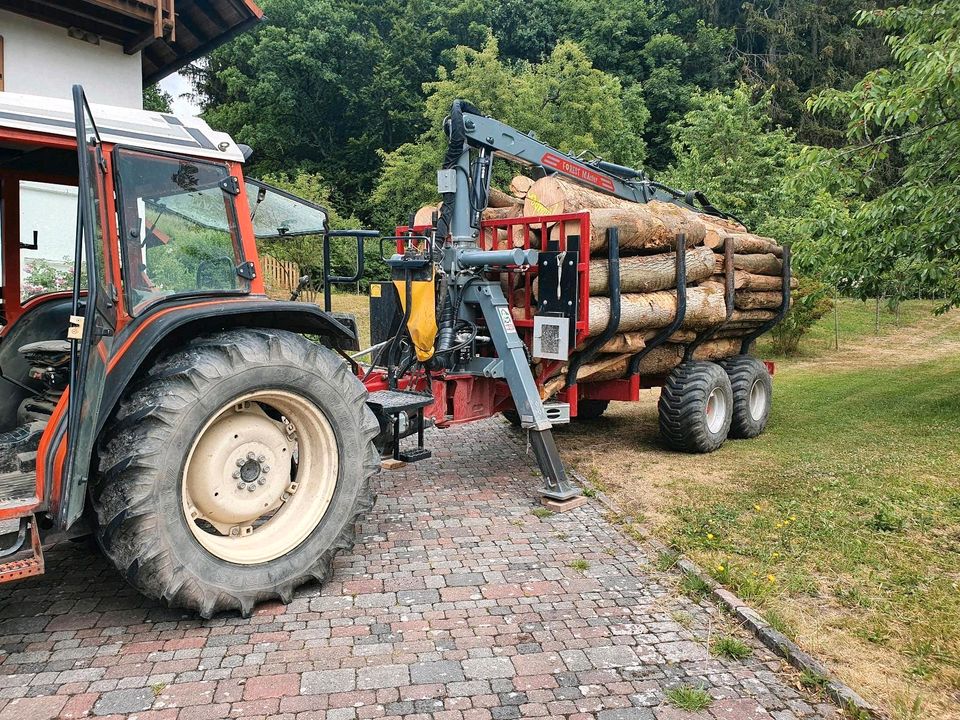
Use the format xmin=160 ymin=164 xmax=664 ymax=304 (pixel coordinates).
xmin=18 ymin=340 xmax=71 ymax=368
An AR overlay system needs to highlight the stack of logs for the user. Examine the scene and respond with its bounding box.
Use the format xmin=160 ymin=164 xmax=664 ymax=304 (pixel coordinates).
xmin=412 ymin=174 xmax=793 ymax=395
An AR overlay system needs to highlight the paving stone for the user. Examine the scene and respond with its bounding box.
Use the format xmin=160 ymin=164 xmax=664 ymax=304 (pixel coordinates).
xmin=91 ymin=687 xmax=154 ymax=715
xmin=0 ymin=419 xmax=834 ymax=720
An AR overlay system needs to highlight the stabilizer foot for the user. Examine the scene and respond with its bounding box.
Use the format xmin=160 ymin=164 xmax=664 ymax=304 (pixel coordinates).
xmin=540 ymin=495 xmax=589 ymax=513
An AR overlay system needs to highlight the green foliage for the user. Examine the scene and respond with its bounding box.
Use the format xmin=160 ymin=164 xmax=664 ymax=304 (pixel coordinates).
xmin=143 ymin=84 xmax=173 ymax=113
xmin=770 ymin=277 xmax=834 ymax=356
xmin=665 ymin=85 xmax=796 ymax=231
xmin=808 ymin=0 xmax=960 ymax=307
xmin=372 ymin=36 xmax=648 ymax=228
xmin=21 ymin=259 xmax=76 ymax=300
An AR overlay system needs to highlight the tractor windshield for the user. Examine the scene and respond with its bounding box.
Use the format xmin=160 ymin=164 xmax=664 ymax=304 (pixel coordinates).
xmin=114 ymin=148 xmax=247 ymax=314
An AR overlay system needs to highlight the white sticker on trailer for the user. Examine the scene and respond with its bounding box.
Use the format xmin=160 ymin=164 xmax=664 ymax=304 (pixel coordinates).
xmin=498 ymin=306 xmax=517 ymax=334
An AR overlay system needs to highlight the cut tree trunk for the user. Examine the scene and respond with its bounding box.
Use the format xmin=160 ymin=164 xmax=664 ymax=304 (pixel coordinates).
xmin=482 ymin=205 xmax=522 ymax=221
xmin=536 ymin=205 xmax=705 ymax=253
xmin=582 ymin=338 xmax=744 ymax=381
xmin=731 ymin=309 xmax=777 ymax=323
xmin=588 ymin=247 xmax=715 ymax=295
xmin=413 ymin=204 xmax=440 ymax=227
xmin=735 ymin=291 xmax=787 ymax=310
xmin=704 ymin=230 xmax=783 ymax=256
xmin=509 ymin=175 xmax=535 ymax=200
xmin=540 ymin=352 xmax=635 ymax=398
xmin=737 ymin=272 xmax=798 ymax=291
xmin=587 ymin=285 xmax=726 ymax=336
xmin=489 ymin=187 xmax=521 ymax=208
xmin=717 ymin=253 xmax=783 ymax=276
xmin=705 ymin=273 xmax=746 ymax=289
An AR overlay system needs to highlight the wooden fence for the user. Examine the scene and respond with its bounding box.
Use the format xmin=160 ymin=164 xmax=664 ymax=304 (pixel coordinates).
xmin=260 ymin=254 xmax=324 ymax=304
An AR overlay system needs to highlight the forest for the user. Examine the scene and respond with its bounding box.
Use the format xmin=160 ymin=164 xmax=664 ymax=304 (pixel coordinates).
xmin=163 ymin=0 xmax=959 ymax=344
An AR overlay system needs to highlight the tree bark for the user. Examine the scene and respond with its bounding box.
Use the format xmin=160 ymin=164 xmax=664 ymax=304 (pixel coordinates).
xmin=581 ymin=338 xmax=743 ymax=382
xmin=736 ymin=271 xmax=797 ymax=291
xmin=588 ymin=247 xmax=716 ymax=295
xmin=716 ymin=253 xmax=783 ymax=275
xmin=482 ymin=205 xmax=522 ymax=221
xmin=730 ymin=309 xmax=777 ymax=323
xmin=587 ymin=285 xmax=726 ymax=336
xmin=705 ymin=273 xmax=746 ymax=289
xmin=537 ymin=205 xmax=705 ymax=253
xmin=735 ymin=291 xmax=786 ymax=310
xmin=488 ymin=187 xmax=522 ymax=208
xmin=704 ymin=230 xmax=783 ymax=256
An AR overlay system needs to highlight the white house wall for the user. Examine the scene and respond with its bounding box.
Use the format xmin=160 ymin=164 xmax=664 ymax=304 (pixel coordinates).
xmin=0 ymin=9 xmax=143 ymax=108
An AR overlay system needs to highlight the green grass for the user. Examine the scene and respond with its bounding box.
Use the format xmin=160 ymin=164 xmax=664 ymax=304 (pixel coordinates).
xmin=569 ymin=558 xmax=590 ymax=573
xmin=531 ymin=507 xmax=553 ymax=519
xmin=679 ymin=572 xmax=712 ymax=600
xmin=665 ymin=685 xmax=713 ymax=711
xmin=663 ymin=301 xmax=960 ymax=705
xmin=711 ymin=636 xmax=753 ymax=660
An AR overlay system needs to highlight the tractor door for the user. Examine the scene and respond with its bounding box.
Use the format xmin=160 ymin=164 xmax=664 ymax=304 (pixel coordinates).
xmin=60 ymin=86 xmax=117 ymax=527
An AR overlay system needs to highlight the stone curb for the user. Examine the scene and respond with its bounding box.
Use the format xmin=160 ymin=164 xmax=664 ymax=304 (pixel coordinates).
xmin=568 ymin=470 xmax=882 ymax=719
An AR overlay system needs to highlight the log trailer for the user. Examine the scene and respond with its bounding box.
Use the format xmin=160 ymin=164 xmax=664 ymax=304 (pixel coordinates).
xmin=0 ymin=89 xmax=788 ymax=616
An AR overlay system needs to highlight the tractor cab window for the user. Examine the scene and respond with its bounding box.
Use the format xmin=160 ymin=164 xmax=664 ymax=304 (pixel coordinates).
xmin=114 ymin=149 xmax=246 ymax=314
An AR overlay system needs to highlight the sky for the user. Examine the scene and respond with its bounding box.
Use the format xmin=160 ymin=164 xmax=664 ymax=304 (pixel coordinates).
xmin=159 ymin=72 xmax=200 ymax=116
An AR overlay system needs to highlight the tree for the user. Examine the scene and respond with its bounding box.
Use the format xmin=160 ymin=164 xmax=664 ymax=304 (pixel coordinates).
xmin=371 ymin=37 xmax=649 ymax=228
xmin=808 ymin=0 xmax=960 ymax=307
xmin=143 ymin=84 xmax=173 ymax=113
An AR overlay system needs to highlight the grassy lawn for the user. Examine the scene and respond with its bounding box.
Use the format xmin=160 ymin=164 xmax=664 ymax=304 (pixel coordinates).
xmin=562 ymin=300 xmax=960 ymax=717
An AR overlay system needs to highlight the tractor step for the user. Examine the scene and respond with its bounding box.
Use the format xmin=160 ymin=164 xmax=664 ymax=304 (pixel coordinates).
xmin=367 ymin=391 xmax=434 ymax=464
xmin=0 ymin=515 xmax=44 ymax=582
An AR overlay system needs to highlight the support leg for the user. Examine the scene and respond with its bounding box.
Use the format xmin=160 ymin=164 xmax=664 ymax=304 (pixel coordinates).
xmin=468 ymin=282 xmax=580 ymax=501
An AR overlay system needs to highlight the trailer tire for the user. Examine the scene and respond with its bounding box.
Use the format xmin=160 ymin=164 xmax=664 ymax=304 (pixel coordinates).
xmin=719 ymin=355 xmax=772 ymax=439
xmin=91 ymin=329 xmax=379 ymax=618
xmin=658 ymin=361 xmax=732 ymax=453
xmin=501 ymin=410 xmax=522 ymax=427
xmin=575 ymin=399 xmax=609 ymax=420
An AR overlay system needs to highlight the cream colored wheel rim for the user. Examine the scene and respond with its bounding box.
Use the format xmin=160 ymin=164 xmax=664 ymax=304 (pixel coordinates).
xmin=181 ymin=390 xmax=338 ymax=565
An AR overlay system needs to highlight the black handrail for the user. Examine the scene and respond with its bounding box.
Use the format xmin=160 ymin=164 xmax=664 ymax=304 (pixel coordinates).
xmin=627 ymin=235 xmax=687 ymax=376
xmin=740 ymin=244 xmax=791 ymax=354
xmin=684 ymin=237 xmax=735 ymax=361
xmin=565 ymin=227 xmax=621 ymax=387
xmin=322 ymin=229 xmax=379 ymax=311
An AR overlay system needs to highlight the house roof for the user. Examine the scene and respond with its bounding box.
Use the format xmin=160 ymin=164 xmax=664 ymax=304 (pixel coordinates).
xmin=1 ymin=0 xmax=263 ymax=84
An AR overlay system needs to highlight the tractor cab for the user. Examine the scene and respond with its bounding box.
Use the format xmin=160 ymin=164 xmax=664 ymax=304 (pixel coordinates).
xmin=0 ymin=87 xmax=352 ymax=595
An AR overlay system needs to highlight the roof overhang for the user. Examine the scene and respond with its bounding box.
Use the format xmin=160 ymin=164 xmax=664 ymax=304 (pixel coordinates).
xmin=0 ymin=0 xmax=264 ymax=84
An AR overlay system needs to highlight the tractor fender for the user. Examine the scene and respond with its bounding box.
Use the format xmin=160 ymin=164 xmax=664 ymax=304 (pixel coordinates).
xmin=99 ymin=297 xmax=358 ymax=436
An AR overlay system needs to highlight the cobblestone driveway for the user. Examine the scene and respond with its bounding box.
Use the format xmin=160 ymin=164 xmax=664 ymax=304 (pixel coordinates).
xmin=0 ymin=420 xmax=836 ymax=720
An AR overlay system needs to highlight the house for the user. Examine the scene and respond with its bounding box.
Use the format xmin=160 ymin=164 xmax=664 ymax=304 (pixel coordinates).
xmin=0 ymin=0 xmax=262 ymax=294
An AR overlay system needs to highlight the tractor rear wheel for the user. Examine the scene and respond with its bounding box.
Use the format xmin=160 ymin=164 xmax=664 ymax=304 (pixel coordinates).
xmin=719 ymin=355 xmax=772 ymax=438
xmin=658 ymin=361 xmax=732 ymax=453
xmin=91 ymin=329 xmax=379 ymax=618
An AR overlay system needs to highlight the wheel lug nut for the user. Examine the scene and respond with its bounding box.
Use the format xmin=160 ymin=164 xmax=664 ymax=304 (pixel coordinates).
xmin=246 ymin=484 xmax=256 ymax=492
xmin=236 ymin=482 xmax=244 ymax=489
xmin=247 ymin=451 xmax=255 ymax=460
xmin=232 ymin=470 xmax=241 ymax=479
xmin=262 ymin=466 xmax=270 ymax=473
xmin=236 ymin=458 xmax=245 ymax=467
xmin=257 ymin=477 xmax=266 ymax=485
xmin=257 ymin=455 xmax=266 ymax=463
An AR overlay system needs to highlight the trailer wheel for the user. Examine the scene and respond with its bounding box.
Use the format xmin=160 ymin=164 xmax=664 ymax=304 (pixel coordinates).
xmin=575 ymin=399 xmax=609 ymax=420
xmin=91 ymin=329 xmax=379 ymax=618
xmin=501 ymin=409 xmax=522 ymax=427
xmin=658 ymin=361 xmax=732 ymax=453
xmin=719 ymin=355 xmax=772 ymax=438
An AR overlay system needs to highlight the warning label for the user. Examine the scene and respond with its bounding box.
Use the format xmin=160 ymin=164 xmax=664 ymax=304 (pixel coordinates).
xmin=498 ymin=306 xmax=516 ymax=334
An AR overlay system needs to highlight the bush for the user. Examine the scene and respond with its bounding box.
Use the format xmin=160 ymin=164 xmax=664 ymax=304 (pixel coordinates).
xmin=769 ymin=276 xmax=833 ymax=355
